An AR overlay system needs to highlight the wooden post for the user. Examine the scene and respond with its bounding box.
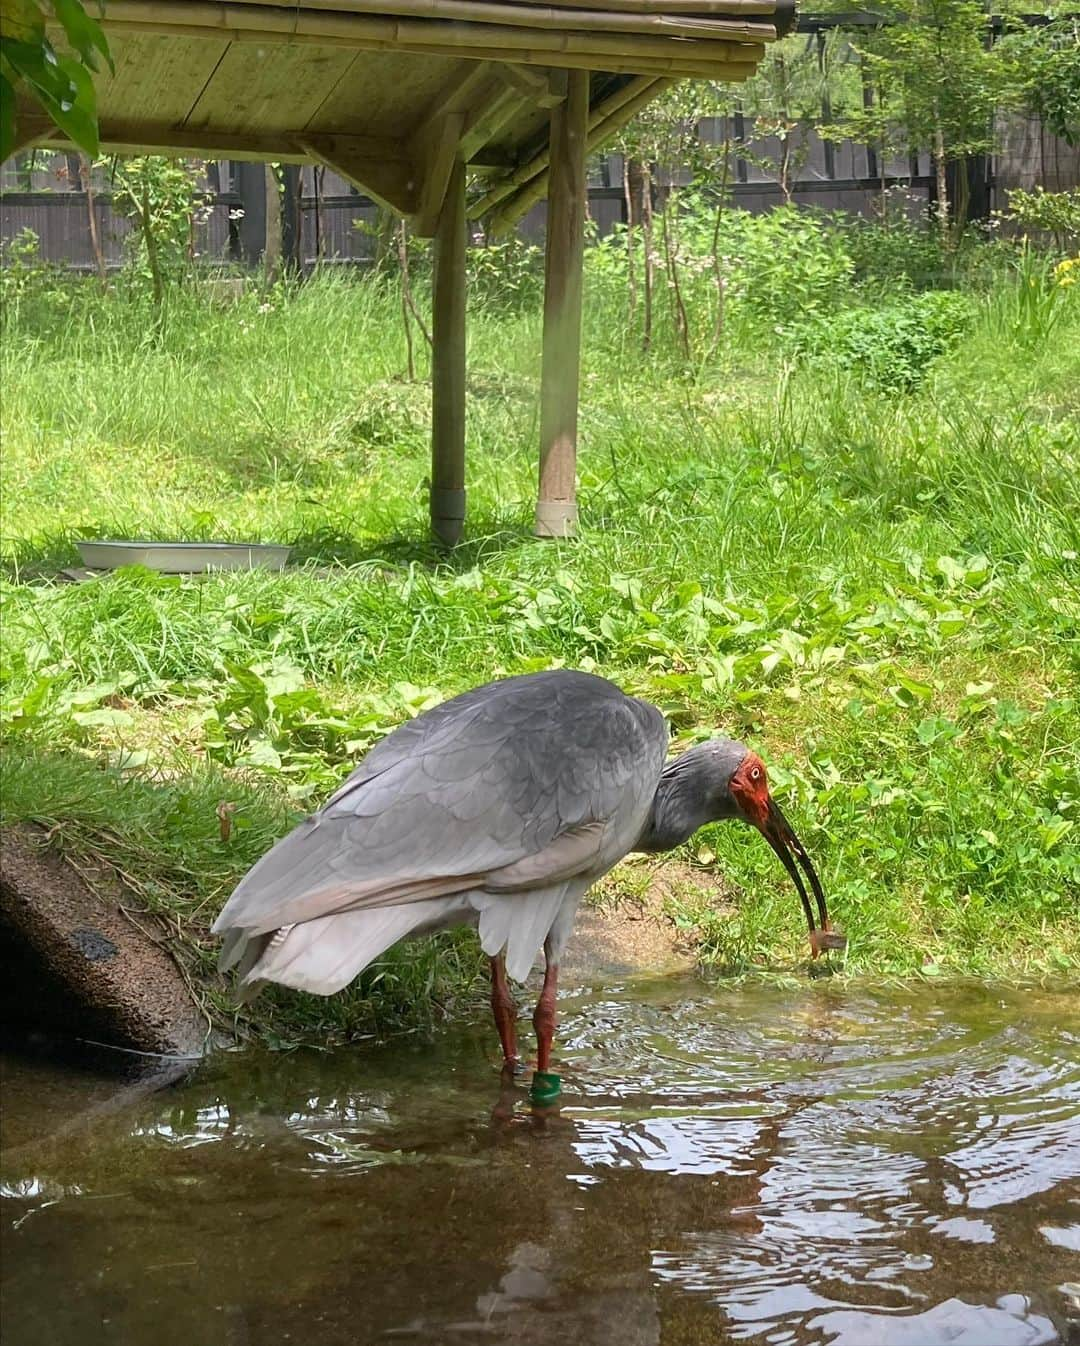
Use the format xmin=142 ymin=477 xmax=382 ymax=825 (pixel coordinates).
xmin=536 ymin=69 xmax=588 ymax=538
xmin=431 ymin=157 xmax=467 ymax=546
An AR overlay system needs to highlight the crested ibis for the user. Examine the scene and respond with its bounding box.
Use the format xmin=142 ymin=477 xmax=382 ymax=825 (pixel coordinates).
xmin=214 ymin=670 xmax=843 ymax=1102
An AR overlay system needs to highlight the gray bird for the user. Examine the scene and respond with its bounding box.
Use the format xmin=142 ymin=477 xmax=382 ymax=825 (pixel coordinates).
xmin=213 ymin=670 xmax=842 ymax=1101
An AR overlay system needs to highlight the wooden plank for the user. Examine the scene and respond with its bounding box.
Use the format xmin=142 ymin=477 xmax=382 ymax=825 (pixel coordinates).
xmin=430 ymin=158 xmax=468 ymax=547
xmin=471 ymin=73 xmax=651 ymax=219
xmin=535 ymin=68 xmax=587 ymax=539
xmin=95 ymin=31 xmax=230 ymax=125
xmin=182 ymin=41 xmax=355 ymax=135
xmin=306 ymin=51 xmax=459 ymax=139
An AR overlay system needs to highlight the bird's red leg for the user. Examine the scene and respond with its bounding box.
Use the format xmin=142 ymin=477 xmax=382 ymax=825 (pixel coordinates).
xmin=489 ymin=954 xmax=521 ymax=1073
xmin=532 ymin=959 xmax=559 ymax=1075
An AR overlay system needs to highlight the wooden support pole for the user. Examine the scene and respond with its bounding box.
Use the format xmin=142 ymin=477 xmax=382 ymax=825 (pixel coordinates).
xmin=431 ymin=158 xmax=467 ymax=547
xmin=535 ymin=69 xmax=587 ymax=539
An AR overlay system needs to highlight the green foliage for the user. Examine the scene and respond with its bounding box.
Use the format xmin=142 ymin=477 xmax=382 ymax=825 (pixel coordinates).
xmin=1 ymin=249 xmax=1077 ymax=1039
xmin=466 ymin=234 xmax=543 ymax=313
xmin=0 ymin=0 xmax=111 ymax=160
xmin=109 ymin=156 xmax=211 ymax=304
xmin=997 ymin=13 xmax=1080 ymax=147
xmin=0 ymin=225 xmax=66 ymax=306
xmin=1004 ymin=186 xmax=1080 ymax=254
xmin=785 ymin=290 xmax=974 ymax=391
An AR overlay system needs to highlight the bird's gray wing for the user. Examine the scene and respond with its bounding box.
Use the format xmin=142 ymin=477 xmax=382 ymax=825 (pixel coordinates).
xmin=213 ymin=671 xmax=668 ymax=941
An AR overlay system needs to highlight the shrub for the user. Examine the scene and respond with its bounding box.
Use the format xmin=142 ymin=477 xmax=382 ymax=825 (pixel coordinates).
xmin=786 ymin=290 xmax=974 ymax=391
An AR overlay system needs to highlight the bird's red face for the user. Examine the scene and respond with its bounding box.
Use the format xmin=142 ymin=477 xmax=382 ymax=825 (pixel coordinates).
xmin=730 ymin=750 xmax=846 ymax=960
xmin=729 ymin=751 xmax=771 ymax=829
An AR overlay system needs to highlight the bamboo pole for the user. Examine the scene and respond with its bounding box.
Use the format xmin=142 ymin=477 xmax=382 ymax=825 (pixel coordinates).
xmin=100 ymin=2 xmax=775 ymax=54
xmin=489 ymin=0 xmax=775 ymax=10
xmin=431 ymin=158 xmax=468 ymax=547
xmin=490 ymin=72 xmax=675 ymax=230
xmin=470 ymin=73 xmax=662 ymax=219
xmin=396 ymin=41 xmax=757 ymax=75
xmin=221 ymin=0 xmax=776 ymax=42
xmin=536 ymin=68 xmax=587 ymax=539
xmin=103 ymin=19 xmax=758 ymax=77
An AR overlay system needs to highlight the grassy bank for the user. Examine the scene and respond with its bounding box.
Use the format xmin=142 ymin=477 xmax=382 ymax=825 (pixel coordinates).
xmin=2 ymin=220 xmax=1078 ymax=1043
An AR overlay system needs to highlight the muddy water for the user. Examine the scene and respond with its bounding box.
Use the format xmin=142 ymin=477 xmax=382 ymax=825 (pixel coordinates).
xmin=3 ymin=980 xmax=1079 ymax=1346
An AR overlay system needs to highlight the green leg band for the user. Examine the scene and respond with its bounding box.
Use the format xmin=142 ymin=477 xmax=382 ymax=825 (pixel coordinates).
xmin=529 ymin=1071 xmax=562 ymax=1105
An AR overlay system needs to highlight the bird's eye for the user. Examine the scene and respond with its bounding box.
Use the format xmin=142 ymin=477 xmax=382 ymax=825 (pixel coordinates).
xmin=750 ymin=767 xmax=761 ymax=781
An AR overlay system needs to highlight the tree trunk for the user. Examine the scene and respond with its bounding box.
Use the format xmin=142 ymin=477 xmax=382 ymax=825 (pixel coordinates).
xmin=81 ymin=154 xmax=107 ymax=290
xmin=140 ymin=177 xmax=164 ymax=310
xmin=660 ymin=192 xmax=690 ymax=362
xmin=932 ymin=121 xmax=949 ymax=245
xmin=263 ymin=165 xmax=282 ymax=285
xmin=708 ymin=131 xmax=731 ymax=356
xmin=397 ymin=219 xmax=432 ymax=381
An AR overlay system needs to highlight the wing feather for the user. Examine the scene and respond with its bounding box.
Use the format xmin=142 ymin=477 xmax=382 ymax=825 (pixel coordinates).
xmin=213 ymin=671 xmax=668 ymax=954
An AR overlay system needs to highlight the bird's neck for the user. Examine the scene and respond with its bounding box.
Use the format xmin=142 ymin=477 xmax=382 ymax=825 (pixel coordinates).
xmin=635 ymin=756 xmax=716 ymax=854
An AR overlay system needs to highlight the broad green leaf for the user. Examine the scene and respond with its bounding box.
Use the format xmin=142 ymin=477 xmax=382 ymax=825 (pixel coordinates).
xmin=4 ymin=39 xmax=98 ymax=153
xmin=51 ymin=0 xmax=112 ymax=73
xmin=72 ymin=707 xmax=134 ymax=729
xmin=936 ymin=611 xmax=967 ymax=636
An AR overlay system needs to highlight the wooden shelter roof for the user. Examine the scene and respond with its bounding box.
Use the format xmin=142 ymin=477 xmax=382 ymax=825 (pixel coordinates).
xmin=15 ymin=0 xmax=795 ymax=547
xmin=23 ymin=0 xmax=793 ymax=232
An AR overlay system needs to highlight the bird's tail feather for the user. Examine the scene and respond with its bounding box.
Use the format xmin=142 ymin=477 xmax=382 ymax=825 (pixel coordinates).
xmin=474 ymin=884 xmax=569 ymax=983
xmin=239 ymin=900 xmax=447 ymax=997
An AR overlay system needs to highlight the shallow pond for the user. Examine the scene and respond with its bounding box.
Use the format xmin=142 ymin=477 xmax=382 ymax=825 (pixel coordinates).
xmin=3 ymin=979 xmax=1079 ymax=1345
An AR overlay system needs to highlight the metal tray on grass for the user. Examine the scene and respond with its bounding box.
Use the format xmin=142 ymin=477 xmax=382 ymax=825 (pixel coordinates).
xmin=75 ymin=540 xmax=292 ymax=574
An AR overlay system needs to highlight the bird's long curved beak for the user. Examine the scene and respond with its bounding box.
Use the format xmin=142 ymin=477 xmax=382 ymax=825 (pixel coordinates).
xmin=759 ymin=797 xmax=846 ymax=958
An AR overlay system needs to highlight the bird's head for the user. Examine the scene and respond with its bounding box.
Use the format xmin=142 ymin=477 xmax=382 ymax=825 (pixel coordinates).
xmin=650 ymin=739 xmax=845 ymax=959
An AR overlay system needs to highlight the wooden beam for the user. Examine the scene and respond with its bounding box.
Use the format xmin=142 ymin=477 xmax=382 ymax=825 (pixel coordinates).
xmin=3 ymin=119 xmax=58 ymax=161
xmin=20 ymin=111 xmax=410 ymax=181
xmin=492 ymin=63 xmax=565 ymax=107
xmin=411 ymin=112 xmax=465 ymax=236
xmin=491 ymin=73 xmax=674 ymax=230
xmin=409 ymin=65 xmax=500 ymax=234
xmin=535 ymin=68 xmax=587 ymax=540
xmin=470 ymin=74 xmax=654 ymax=220
xmin=431 ymin=158 xmax=468 ymax=547
xmin=299 ymin=134 xmax=418 ymax=215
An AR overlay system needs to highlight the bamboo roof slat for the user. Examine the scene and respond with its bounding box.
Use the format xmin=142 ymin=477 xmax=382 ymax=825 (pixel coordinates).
xmin=220 ymin=0 xmax=778 ymax=43
xmin=100 ymin=2 xmax=775 ymax=63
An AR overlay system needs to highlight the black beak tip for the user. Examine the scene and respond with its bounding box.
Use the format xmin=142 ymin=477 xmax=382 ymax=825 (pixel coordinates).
xmin=809 ymin=928 xmax=847 ymax=957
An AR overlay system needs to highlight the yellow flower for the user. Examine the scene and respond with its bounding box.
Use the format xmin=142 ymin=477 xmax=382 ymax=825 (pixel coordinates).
xmin=1053 ymin=257 xmax=1080 ymax=288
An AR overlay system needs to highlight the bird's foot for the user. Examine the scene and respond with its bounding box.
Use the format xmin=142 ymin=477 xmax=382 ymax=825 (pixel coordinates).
xmin=499 ymin=1055 xmax=526 ymax=1080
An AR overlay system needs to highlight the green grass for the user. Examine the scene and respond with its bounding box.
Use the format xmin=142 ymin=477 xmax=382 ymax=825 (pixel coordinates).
xmin=2 ymin=244 xmax=1078 ymax=1044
